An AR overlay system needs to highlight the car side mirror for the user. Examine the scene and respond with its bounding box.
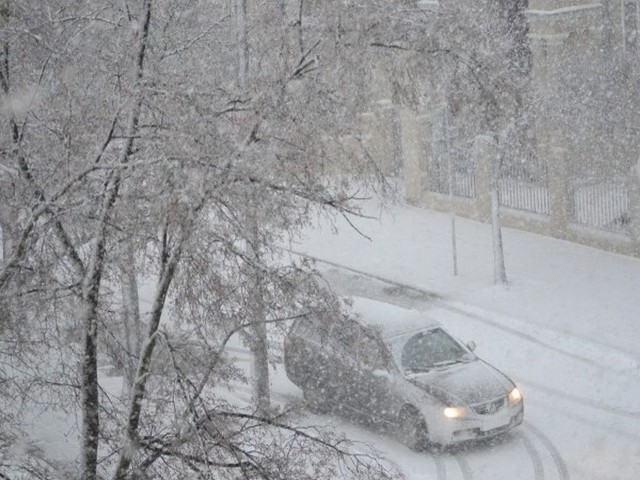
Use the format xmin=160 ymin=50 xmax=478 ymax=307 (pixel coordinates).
xmin=467 ymin=341 xmax=477 ymax=352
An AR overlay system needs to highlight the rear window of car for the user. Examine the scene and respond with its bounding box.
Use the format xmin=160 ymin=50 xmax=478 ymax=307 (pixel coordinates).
xmin=330 ymin=320 xmax=390 ymax=369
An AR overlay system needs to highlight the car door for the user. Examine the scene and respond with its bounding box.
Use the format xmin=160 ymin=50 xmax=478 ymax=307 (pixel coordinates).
xmin=351 ymin=328 xmax=397 ymax=423
xmin=287 ymin=317 xmax=334 ymax=397
xmin=326 ymin=320 xmax=364 ymax=412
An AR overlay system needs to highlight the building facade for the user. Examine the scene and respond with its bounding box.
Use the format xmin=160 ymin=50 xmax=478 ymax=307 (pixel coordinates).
xmin=371 ymin=1 xmax=640 ymax=257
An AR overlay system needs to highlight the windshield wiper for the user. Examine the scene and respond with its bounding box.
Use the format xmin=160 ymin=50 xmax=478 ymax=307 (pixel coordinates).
xmin=431 ymin=359 xmax=464 ymax=368
xmin=432 ymin=354 xmax=476 ymax=368
xmin=404 ymin=356 xmax=473 ymax=374
xmin=404 ymin=367 xmax=431 ymax=375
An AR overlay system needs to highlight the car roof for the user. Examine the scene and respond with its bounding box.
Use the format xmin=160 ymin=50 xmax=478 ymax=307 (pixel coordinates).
xmin=350 ymin=297 xmax=441 ymax=340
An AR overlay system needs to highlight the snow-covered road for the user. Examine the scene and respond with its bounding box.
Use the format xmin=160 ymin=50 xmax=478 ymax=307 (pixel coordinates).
xmin=278 ymin=201 xmax=640 ymax=479
xmin=225 ymin=249 xmax=640 ymax=479
xmin=305 ymin=266 xmax=639 ymax=480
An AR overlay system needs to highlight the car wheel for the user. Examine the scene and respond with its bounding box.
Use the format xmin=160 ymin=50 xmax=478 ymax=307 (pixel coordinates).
xmin=303 ymin=387 xmax=331 ymax=414
xmin=398 ymin=406 xmax=429 ymax=451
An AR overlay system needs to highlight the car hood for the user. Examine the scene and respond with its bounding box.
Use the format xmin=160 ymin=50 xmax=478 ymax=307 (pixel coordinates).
xmin=409 ymin=360 xmax=512 ymax=406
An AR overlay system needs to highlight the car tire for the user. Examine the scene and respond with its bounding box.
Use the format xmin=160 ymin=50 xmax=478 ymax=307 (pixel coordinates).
xmin=398 ymin=406 xmax=429 ymax=451
xmin=303 ymin=387 xmax=331 ymax=414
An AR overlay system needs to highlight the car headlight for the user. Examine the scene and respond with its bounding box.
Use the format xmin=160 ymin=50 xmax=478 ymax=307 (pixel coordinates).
xmin=443 ymin=406 xmax=466 ymax=418
xmin=508 ymin=387 xmax=523 ymax=404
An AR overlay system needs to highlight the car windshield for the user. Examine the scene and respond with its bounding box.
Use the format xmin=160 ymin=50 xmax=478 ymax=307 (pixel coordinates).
xmin=400 ymin=328 xmax=470 ymax=374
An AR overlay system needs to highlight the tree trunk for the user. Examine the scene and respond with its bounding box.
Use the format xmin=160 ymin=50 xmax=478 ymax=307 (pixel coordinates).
xmin=121 ymin=241 xmax=142 ymax=395
xmin=251 ymin=314 xmax=271 ymax=413
xmin=235 ymin=0 xmax=271 ymax=413
xmin=81 ymin=168 xmax=125 ymax=480
xmin=82 ymin=2 xmax=153 ymax=476
xmin=0 ymin=218 xmax=10 ymax=334
xmin=81 ymin=280 xmax=102 ymax=480
xmin=490 ymin=187 xmax=507 ymax=285
xmin=247 ymin=225 xmax=271 ymax=414
xmin=235 ymin=0 xmax=248 ymax=89
xmin=111 ymin=227 xmax=186 ymax=480
xmin=0 ymin=219 xmax=10 ymax=265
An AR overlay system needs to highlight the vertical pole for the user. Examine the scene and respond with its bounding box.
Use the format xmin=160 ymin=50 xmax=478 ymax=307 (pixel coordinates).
xmin=444 ymin=110 xmax=458 ymax=276
xmin=450 ymin=209 xmax=458 ymax=276
xmin=491 ymin=187 xmax=507 ymax=284
xmin=491 ymin=146 xmax=507 ymax=285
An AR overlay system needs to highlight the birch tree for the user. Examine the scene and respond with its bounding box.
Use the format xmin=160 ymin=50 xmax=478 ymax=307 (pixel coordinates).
xmin=1 ymin=0 xmax=394 ymax=478
xmin=233 ymin=0 xmax=272 ymax=415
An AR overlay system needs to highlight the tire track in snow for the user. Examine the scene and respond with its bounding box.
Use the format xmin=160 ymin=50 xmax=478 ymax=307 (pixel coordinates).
xmin=430 ymin=451 xmax=472 ymax=480
xmin=431 ymin=454 xmax=447 ymax=480
xmin=518 ymin=378 xmax=640 ymax=419
xmin=452 ymin=454 xmax=473 ymax=480
xmin=519 ymin=432 xmax=545 ymax=480
xmin=524 ymin=422 xmax=570 ymax=480
xmin=525 ymin=394 xmax=640 ymax=442
xmin=434 ymin=301 xmax=636 ymax=378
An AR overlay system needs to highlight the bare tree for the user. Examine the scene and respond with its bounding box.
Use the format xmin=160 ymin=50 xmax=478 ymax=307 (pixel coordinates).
xmin=0 ymin=1 xmax=395 ymax=479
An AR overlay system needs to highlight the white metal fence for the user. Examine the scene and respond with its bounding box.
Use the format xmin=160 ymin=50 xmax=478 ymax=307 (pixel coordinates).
xmin=498 ymin=178 xmax=550 ymax=215
xmin=572 ymin=182 xmax=630 ymax=231
xmin=451 ymin=172 xmax=475 ymax=199
xmin=426 ymin=171 xmax=633 ymax=233
xmin=426 ymin=171 xmax=475 ymax=199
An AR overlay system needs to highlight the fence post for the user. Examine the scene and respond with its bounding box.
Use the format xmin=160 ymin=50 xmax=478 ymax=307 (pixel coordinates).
xmin=472 ymin=134 xmax=495 ymax=222
xmin=629 ymin=161 xmax=640 ymax=255
xmin=359 ymin=101 xmax=396 ymax=177
xmin=400 ymin=108 xmax=429 ymax=205
xmin=547 ymin=146 xmax=570 ymax=238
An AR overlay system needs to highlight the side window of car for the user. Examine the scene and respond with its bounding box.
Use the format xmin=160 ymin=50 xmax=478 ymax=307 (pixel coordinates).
xmin=357 ymin=328 xmax=387 ymax=370
xmin=331 ymin=321 xmax=387 ymax=370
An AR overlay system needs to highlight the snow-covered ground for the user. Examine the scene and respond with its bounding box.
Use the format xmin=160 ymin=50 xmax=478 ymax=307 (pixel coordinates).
xmin=20 ymin=200 xmax=640 ymax=479
xmin=279 ymin=200 xmax=640 ymax=480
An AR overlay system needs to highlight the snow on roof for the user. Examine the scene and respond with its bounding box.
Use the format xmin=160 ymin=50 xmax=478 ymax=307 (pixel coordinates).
xmin=350 ymin=296 xmax=439 ymax=339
